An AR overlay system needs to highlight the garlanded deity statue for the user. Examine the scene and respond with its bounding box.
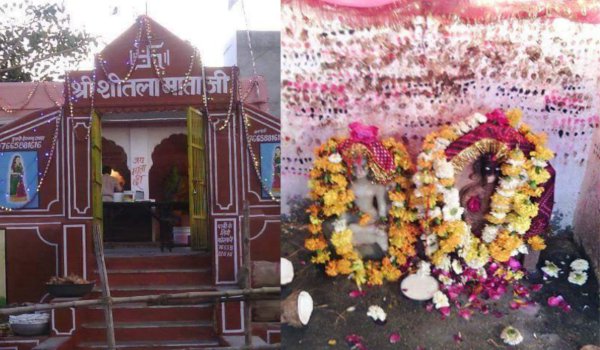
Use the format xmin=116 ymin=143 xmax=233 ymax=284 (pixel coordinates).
xmin=459 ymin=154 xmax=501 ymax=235
xmin=335 ymin=122 xmax=395 ymax=259
xmin=347 ymin=155 xmax=389 ymax=256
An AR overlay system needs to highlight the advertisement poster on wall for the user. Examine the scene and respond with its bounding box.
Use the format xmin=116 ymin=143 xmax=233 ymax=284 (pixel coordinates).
xmin=0 ymin=151 xmax=39 ymax=209
xmin=259 ymin=142 xmax=281 ymax=199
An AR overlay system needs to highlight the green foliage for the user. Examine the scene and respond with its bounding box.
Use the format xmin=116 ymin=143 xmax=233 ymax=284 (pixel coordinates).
xmin=0 ymin=0 xmax=97 ymax=81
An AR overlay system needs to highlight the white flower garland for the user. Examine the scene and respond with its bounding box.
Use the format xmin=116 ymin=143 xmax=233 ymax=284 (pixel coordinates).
xmin=413 ymin=110 xmax=553 ymax=270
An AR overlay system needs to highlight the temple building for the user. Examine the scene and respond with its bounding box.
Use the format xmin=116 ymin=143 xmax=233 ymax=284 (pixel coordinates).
xmin=0 ymin=16 xmax=280 ymax=349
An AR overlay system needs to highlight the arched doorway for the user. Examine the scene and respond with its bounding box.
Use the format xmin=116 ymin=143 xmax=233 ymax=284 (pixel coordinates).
xmin=149 ymin=133 xmax=190 ymax=246
xmin=149 ymin=133 xmax=188 ymax=202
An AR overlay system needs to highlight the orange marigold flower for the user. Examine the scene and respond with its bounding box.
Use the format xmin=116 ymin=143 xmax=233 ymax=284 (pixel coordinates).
xmin=438 ymin=127 xmax=458 ymax=141
xmin=311 ymin=250 xmax=331 ymax=264
xmin=359 ymin=213 xmax=372 ymax=226
xmin=528 ymin=236 xmax=546 ymax=251
xmin=389 ymin=191 xmax=406 ymax=203
xmin=305 ymin=237 xmax=327 ymax=251
xmin=367 ymin=265 xmax=384 ymax=286
xmin=308 ymin=223 xmax=322 ymax=235
xmin=325 ymin=261 xmax=338 ymax=277
xmin=337 ymin=259 xmax=353 ymax=274
xmin=381 ymin=260 xmax=402 ymax=282
xmin=307 ymin=204 xmax=320 ymax=216
xmin=439 ymin=178 xmax=454 ymax=187
xmin=506 ymin=108 xmax=522 ymax=127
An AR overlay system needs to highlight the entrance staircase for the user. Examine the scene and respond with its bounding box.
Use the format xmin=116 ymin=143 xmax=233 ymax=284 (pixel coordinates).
xmin=74 ymin=247 xmax=220 ymax=350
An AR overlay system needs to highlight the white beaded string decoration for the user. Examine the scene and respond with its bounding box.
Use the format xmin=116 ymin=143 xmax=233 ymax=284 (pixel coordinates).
xmin=41 ymin=82 xmax=63 ymax=108
xmin=0 ymin=82 xmax=41 ymax=113
xmin=96 ymin=17 xmax=144 ymax=83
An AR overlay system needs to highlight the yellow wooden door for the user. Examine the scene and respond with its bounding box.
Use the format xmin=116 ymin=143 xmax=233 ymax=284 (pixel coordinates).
xmin=187 ymin=107 xmax=208 ymax=250
xmin=91 ymin=111 xmax=103 ymax=233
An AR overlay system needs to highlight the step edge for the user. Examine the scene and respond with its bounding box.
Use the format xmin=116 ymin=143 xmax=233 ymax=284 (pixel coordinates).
xmin=81 ymin=320 xmax=213 ymax=329
xmin=92 ymin=285 xmax=216 ymax=292
xmin=77 ymin=339 xmax=220 ymax=348
xmin=86 ymin=303 xmax=214 ymax=310
xmin=96 ymin=268 xmax=211 ymax=274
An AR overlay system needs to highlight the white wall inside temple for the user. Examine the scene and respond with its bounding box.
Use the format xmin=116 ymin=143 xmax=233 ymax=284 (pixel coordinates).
xmin=102 ymin=125 xmax=186 ymax=200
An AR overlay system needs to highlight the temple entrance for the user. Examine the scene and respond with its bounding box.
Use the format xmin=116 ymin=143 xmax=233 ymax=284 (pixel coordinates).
xmin=91 ymin=108 xmax=209 ymax=251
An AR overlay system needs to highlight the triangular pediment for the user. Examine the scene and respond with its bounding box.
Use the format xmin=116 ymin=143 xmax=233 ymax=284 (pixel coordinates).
xmin=97 ymin=15 xmax=199 ymax=80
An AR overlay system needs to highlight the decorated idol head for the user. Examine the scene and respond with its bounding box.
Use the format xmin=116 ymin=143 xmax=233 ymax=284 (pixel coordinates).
xmin=474 ymin=153 xmax=500 ymax=185
xmin=352 ymin=155 xmax=369 ymax=179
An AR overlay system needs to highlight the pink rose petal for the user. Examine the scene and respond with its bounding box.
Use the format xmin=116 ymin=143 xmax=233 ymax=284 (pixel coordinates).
xmin=548 ymin=295 xmax=564 ymax=307
xmin=492 ymin=310 xmax=504 ymax=318
xmin=560 ymin=303 xmax=572 ymax=313
xmin=458 ymin=308 xmax=473 ymax=320
xmin=349 ymin=290 xmax=366 ymax=298
xmin=530 ymin=284 xmax=543 ymax=292
xmin=508 ymin=257 xmax=522 ymax=270
xmin=389 ymin=332 xmax=401 ymax=344
xmin=439 ymin=306 xmax=451 ymax=318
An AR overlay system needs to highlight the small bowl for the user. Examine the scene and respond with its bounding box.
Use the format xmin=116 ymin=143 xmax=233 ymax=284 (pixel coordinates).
xmin=46 ymin=282 xmax=95 ymax=298
xmin=10 ymin=321 xmax=48 ymax=336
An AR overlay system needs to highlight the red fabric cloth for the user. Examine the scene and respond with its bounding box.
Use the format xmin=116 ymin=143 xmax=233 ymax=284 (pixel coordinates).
xmin=338 ymin=122 xmax=395 ymax=172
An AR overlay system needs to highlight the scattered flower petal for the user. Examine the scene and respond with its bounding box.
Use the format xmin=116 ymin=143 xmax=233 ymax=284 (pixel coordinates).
xmin=568 ymin=271 xmax=588 ymax=286
xmin=433 ymin=291 xmax=450 ymax=309
xmin=500 ymin=326 xmax=523 ymax=346
xmin=453 ymin=332 xmax=463 ymax=343
xmin=439 ymin=306 xmax=451 ymax=318
xmin=547 ymin=295 xmax=564 ymax=307
xmin=508 ymin=257 xmax=521 ymax=270
xmin=570 ymin=259 xmax=589 ymax=272
xmin=541 ymin=261 xmax=560 ymax=278
xmin=548 ymin=295 xmax=572 ymax=313
xmin=366 ymin=305 xmax=387 ymax=324
xmin=530 ymin=284 xmax=543 ymax=292
xmin=492 ymin=310 xmax=504 ymax=318
xmin=328 ymin=339 xmax=337 ymax=346
xmin=458 ymin=308 xmax=473 ymax=320
xmin=345 ymin=334 xmax=367 ymax=350
xmin=389 ymin=332 xmax=401 ymax=344
xmin=349 ymin=290 xmax=367 ymax=298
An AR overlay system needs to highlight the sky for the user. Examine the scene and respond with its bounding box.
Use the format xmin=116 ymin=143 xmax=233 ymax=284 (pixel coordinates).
xmin=1 ymin=0 xmax=280 ymax=68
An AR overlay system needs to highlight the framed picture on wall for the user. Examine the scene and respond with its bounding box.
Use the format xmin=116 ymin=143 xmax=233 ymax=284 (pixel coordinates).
xmin=259 ymin=142 xmax=281 ymax=199
xmin=0 ymin=151 xmax=39 ymax=209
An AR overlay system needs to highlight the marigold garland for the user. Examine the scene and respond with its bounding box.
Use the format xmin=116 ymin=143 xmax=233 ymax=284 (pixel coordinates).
xmin=306 ymin=136 xmax=418 ymax=287
xmin=413 ymin=108 xmax=554 ymax=280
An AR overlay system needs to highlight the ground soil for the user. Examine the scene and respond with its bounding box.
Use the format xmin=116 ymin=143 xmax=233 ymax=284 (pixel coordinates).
xmin=281 ymin=222 xmax=600 ymax=350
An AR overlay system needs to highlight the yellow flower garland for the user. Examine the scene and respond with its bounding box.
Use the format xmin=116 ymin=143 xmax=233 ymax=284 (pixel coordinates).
xmin=306 ymin=136 xmax=418 ymax=287
xmin=413 ymin=109 xmax=554 ymax=275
